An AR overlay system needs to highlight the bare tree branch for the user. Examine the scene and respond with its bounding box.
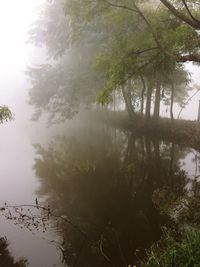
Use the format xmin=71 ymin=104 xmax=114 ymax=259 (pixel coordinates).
xmin=99 ymin=0 xmax=200 ymax=63
xmin=177 ymin=88 xmax=200 ymax=119
xmin=101 ymin=0 xmax=138 ymax=13
xmin=128 ymin=47 xmax=159 ymax=56
xmin=2 ymin=204 xmax=87 ymax=237
xmin=181 ymin=0 xmax=200 ymax=23
xmin=100 ymin=0 xmax=174 ymax=59
xmin=178 ymin=53 xmax=200 ymax=62
xmin=160 ymin=0 xmax=200 ymax=29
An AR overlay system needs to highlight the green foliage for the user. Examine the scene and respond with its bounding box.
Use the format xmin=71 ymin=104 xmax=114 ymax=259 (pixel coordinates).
xmin=143 ymin=227 xmax=200 ymax=267
xmin=161 ymin=67 xmax=191 ymax=107
xmin=28 ymin=0 xmax=68 ymax=59
xmin=27 ymin=0 xmax=200 ymax=120
xmin=27 ymin=42 xmax=105 ymax=122
xmin=177 ymin=180 xmax=200 ymax=224
xmin=0 ymin=106 xmax=13 ymax=123
xmin=161 ymin=24 xmax=200 ymax=55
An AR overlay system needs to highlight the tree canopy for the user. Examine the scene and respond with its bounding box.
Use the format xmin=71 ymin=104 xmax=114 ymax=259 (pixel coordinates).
xmin=27 ymin=0 xmax=200 ymax=122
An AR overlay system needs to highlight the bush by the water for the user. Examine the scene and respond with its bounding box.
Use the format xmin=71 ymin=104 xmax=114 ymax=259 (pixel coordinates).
xmin=143 ymin=227 xmax=200 ymax=267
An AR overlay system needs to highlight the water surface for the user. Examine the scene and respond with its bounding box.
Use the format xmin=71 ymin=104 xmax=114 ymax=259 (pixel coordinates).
xmin=0 ymin=117 xmax=199 ymax=266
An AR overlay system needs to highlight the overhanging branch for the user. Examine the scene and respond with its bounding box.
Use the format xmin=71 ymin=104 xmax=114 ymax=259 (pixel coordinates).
xmin=100 ymin=0 xmax=173 ymax=58
xmin=101 ymin=0 xmax=138 ymax=13
xmin=181 ymin=0 xmax=200 ymax=23
xmin=178 ymin=53 xmax=200 ymax=62
xmin=98 ymin=0 xmax=200 ymax=63
xmin=128 ymin=47 xmax=159 ymax=56
xmin=160 ymin=0 xmax=200 ymax=29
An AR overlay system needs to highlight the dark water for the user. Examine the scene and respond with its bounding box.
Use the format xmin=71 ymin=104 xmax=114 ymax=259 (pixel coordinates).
xmin=0 ymin=120 xmax=199 ymax=267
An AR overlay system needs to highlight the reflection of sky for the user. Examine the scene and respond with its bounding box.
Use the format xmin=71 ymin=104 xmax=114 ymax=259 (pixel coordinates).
xmin=0 ymin=101 xmax=64 ymax=267
xmin=179 ymin=148 xmax=200 ymax=179
xmin=0 ymin=216 xmax=63 ymax=267
xmin=182 ymin=63 xmax=200 ymax=120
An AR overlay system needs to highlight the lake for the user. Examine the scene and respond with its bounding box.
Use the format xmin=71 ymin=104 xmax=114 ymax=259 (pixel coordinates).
xmin=0 ymin=116 xmax=199 ymax=267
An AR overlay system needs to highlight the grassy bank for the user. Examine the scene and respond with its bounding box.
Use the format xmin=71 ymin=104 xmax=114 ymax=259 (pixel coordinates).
xmin=141 ymin=227 xmax=200 ymax=267
xmin=141 ymin=179 xmax=200 ymax=266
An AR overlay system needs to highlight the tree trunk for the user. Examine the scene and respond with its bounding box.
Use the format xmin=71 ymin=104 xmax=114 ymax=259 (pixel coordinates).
xmin=140 ymin=75 xmax=146 ymax=116
xmin=153 ymin=79 xmax=161 ymax=120
xmin=145 ymin=79 xmax=153 ymax=121
xmin=127 ymin=79 xmax=135 ymax=114
xmin=170 ymin=83 xmax=174 ymax=122
xmin=121 ymin=86 xmax=134 ymax=117
xmin=113 ymin=90 xmax=116 ymax=112
xmin=121 ymin=84 xmax=135 ymax=117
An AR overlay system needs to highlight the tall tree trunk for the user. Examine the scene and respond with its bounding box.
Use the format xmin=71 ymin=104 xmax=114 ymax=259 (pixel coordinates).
xmin=145 ymin=79 xmax=153 ymax=121
xmin=153 ymin=80 xmax=161 ymax=120
xmin=140 ymin=75 xmax=146 ymax=116
xmin=170 ymin=83 xmax=174 ymax=122
xmin=121 ymin=85 xmax=135 ymax=117
xmin=113 ymin=90 xmax=116 ymax=112
xmin=121 ymin=86 xmax=133 ymax=117
xmin=127 ymin=79 xmax=135 ymax=114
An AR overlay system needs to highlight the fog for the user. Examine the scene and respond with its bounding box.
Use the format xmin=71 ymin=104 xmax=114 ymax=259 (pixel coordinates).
xmin=0 ymin=1 xmax=200 ymax=267
xmin=0 ymin=0 xmax=44 ymax=116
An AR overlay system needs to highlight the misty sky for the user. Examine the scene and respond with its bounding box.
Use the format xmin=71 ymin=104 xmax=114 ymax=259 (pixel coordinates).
xmin=0 ymin=1 xmax=44 ymax=71
xmin=0 ymin=0 xmax=44 ymax=116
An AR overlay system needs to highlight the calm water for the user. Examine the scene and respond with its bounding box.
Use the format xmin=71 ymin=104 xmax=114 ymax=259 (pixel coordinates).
xmin=0 ymin=116 xmax=199 ymax=267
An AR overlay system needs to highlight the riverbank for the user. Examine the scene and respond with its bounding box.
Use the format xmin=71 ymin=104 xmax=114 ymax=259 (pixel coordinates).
xmin=93 ymin=111 xmax=200 ymax=150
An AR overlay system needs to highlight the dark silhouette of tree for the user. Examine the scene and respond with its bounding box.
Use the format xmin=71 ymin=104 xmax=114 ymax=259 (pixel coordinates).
xmin=0 ymin=237 xmax=27 ymax=267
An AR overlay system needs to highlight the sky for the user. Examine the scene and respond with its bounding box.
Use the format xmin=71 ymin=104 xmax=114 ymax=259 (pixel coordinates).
xmin=181 ymin=63 xmax=200 ymax=120
xmin=0 ymin=0 xmax=44 ymax=73
xmin=0 ymin=0 xmax=45 ymax=117
xmin=160 ymin=63 xmax=200 ymax=120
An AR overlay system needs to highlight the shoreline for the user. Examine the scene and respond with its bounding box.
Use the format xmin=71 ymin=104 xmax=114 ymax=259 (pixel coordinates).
xmin=94 ymin=111 xmax=200 ymax=150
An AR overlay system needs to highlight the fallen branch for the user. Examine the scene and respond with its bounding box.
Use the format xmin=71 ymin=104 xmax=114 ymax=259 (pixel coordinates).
xmin=1 ymin=203 xmax=87 ymax=237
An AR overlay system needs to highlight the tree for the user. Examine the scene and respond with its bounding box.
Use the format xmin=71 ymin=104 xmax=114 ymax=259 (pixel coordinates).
xmin=66 ymin=0 xmax=195 ymax=117
xmin=27 ymin=0 xmax=108 ymax=122
xmin=0 ymin=106 xmax=13 ymax=124
xmin=28 ymin=0 xmax=69 ymax=59
xmin=27 ymin=44 xmax=105 ymax=122
xmin=27 ymin=0 xmax=199 ymax=122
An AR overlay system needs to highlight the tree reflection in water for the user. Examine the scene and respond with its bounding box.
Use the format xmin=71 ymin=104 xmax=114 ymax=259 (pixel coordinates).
xmin=0 ymin=237 xmax=27 ymax=267
xmin=33 ymin=126 xmax=193 ymax=266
